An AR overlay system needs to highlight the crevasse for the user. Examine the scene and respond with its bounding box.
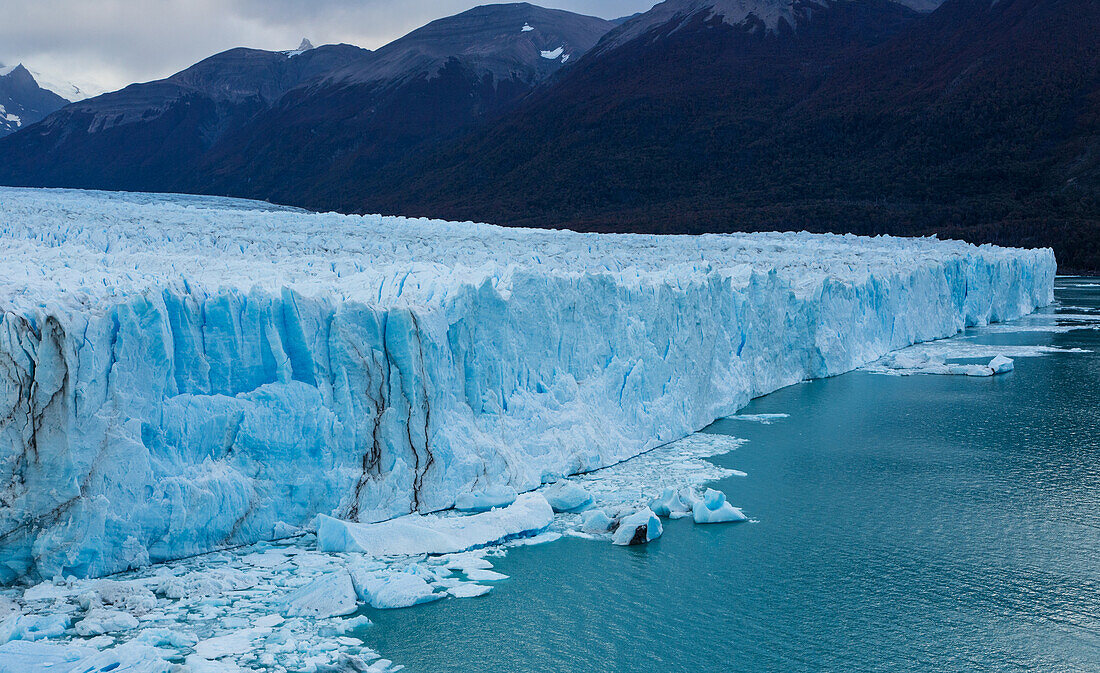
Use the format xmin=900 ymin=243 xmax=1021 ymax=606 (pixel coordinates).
xmin=0 ymin=187 xmax=1056 ymax=584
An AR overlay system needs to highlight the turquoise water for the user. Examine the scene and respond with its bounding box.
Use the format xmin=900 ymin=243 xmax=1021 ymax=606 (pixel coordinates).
xmin=364 ymin=280 xmax=1100 ymax=672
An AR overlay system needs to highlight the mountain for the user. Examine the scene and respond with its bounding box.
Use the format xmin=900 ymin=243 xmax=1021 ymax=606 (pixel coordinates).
xmin=343 ymin=0 xmax=924 ymax=219
xmin=22 ymin=68 xmax=107 ymax=102
xmin=0 ymin=3 xmax=614 ymax=202
xmin=187 ymin=3 xmax=615 ymax=206
xmin=343 ymin=0 xmax=1100 ymax=273
xmin=0 ymin=64 xmax=69 ymax=138
xmin=0 ymin=44 xmax=367 ymax=192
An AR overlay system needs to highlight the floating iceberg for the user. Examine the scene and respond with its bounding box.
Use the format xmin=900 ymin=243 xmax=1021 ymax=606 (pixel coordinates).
xmin=351 ymin=567 xmax=442 ymax=609
xmin=447 ymin=583 xmax=491 ymax=598
xmin=649 ymin=488 xmax=695 ymax=518
xmin=581 ymin=509 xmax=614 ymax=533
xmin=612 ymin=508 xmax=663 ymax=545
xmin=74 ymin=608 xmax=139 ymax=635
xmin=989 ymin=355 xmax=1015 ymax=374
xmin=282 ymin=569 xmax=359 ymax=618
xmin=692 ymin=489 xmax=748 ymax=524
xmin=0 ymin=640 xmax=175 ymax=673
xmin=317 ymin=493 xmax=555 ymax=555
xmin=0 ymin=613 xmax=69 ymax=643
xmin=869 ymin=350 xmax=1021 ymax=377
xmin=0 ymin=187 xmax=1056 ymax=583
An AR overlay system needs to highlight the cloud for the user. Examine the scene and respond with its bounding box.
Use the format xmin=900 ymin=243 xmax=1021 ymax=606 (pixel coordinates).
xmin=0 ymin=0 xmax=654 ymax=96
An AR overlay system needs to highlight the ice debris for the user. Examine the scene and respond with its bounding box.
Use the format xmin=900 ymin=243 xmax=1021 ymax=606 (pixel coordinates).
xmin=611 ymin=508 xmax=663 ymax=546
xmin=870 ymin=351 xmax=1019 ymax=377
xmin=283 ymin=568 xmax=359 ymax=618
xmin=649 ymin=488 xmax=697 ymax=519
xmin=581 ymin=509 xmax=614 ymax=534
xmin=351 ymin=567 xmax=442 ymax=610
xmin=74 ymin=608 xmax=140 ymax=635
xmin=692 ymin=489 xmax=748 ymax=524
xmin=318 ymin=493 xmax=554 ymax=555
xmin=726 ymin=413 xmax=790 ymax=424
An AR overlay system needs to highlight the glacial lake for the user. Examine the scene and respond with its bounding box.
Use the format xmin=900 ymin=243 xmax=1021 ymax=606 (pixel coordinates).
xmin=362 ymin=279 xmax=1100 ymax=672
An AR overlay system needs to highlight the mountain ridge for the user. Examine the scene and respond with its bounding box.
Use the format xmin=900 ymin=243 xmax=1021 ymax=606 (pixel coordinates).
xmin=0 ymin=64 xmax=69 ymax=138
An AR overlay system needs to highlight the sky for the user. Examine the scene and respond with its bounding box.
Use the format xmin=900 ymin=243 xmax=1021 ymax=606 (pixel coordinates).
xmin=0 ymin=0 xmax=655 ymax=98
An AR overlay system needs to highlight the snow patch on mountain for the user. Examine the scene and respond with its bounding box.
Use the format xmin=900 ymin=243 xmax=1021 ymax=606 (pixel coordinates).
xmin=604 ymin=0 xmax=819 ymax=47
xmin=25 ymin=68 xmax=105 ymax=101
xmin=0 ymin=186 xmax=1055 ymax=585
xmin=283 ymin=38 xmax=316 ymax=58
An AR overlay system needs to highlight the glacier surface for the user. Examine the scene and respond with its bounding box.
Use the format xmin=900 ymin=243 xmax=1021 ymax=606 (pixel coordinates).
xmin=0 ymin=186 xmax=1056 ymax=584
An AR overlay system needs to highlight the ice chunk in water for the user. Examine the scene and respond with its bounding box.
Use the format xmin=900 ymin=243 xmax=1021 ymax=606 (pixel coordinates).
xmin=447 ymin=583 xmax=492 ymax=599
xmin=462 ymin=569 xmax=508 ymax=582
xmin=74 ymin=608 xmax=139 ymax=636
xmin=989 ymin=355 xmax=1015 ymax=374
xmin=948 ymin=364 xmax=994 ymax=377
xmin=283 ymin=568 xmax=359 ymax=618
xmin=612 ymin=508 xmax=663 ymax=545
xmin=0 ymin=613 xmax=70 ymax=643
xmin=0 ymin=640 xmax=90 ymax=671
xmin=318 ymin=493 xmax=554 ymax=555
xmin=0 ymin=640 xmax=176 ymax=673
xmin=692 ymin=489 xmax=748 ymax=524
xmin=455 ymin=485 xmax=518 ymax=512
xmin=581 ymin=509 xmax=613 ymax=533
xmin=351 ymin=567 xmax=442 ymax=609
xmin=649 ymin=488 xmax=694 ymax=518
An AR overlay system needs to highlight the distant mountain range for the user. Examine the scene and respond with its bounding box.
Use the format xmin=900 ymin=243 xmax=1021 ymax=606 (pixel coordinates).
xmin=0 ymin=64 xmax=69 ymax=137
xmin=0 ymin=3 xmax=612 ymax=200
xmin=1 ymin=0 xmax=1097 ymax=271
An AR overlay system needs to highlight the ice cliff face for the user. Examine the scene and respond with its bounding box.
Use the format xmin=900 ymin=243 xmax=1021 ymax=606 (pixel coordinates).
xmin=0 ymin=187 xmax=1055 ymax=584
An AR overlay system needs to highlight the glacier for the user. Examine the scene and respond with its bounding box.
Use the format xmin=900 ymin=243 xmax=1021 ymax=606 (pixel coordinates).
xmin=0 ymin=186 xmax=1056 ymax=585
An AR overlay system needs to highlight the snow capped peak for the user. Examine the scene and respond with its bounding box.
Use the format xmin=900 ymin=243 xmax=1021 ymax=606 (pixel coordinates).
xmin=283 ymin=38 xmax=315 ymax=57
xmin=1 ymin=62 xmax=102 ymax=101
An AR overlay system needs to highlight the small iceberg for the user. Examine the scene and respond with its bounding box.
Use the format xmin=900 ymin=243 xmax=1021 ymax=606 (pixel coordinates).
xmin=351 ymin=568 xmax=442 ymax=610
xmin=989 ymin=354 xmax=1015 ymax=373
xmin=0 ymin=613 xmax=70 ymax=643
xmin=692 ymin=489 xmax=747 ymax=524
xmin=873 ymin=351 xmax=1016 ymax=377
xmin=581 ymin=509 xmax=613 ymax=533
xmin=727 ymin=413 xmax=789 ymax=424
xmin=649 ymin=487 xmax=698 ymax=519
xmin=73 ymin=608 xmax=139 ymax=636
xmin=455 ymin=485 xmax=518 ymax=512
xmin=283 ymin=569 xmax=358 ymax=618
xmin=612 ymin=508 xmax=663 ymax=546
xmin=317 ymin=493 xmax=554 ymax=555
xmin=447 ymin=583 xmax=491 ymax=599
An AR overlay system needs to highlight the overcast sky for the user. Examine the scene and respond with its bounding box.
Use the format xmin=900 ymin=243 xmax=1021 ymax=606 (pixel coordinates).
xmin=0 ymin=1 xmax=655 ymax=96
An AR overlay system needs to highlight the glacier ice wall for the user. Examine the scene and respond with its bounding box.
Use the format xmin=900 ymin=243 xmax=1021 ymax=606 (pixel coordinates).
xmin=0 ymin=187 xmax=1056 ymax=583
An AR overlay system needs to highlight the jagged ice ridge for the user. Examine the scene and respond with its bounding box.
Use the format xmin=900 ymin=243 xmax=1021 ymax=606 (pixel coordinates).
xmin=0 ymin=187 xmax=1055 ymax=584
